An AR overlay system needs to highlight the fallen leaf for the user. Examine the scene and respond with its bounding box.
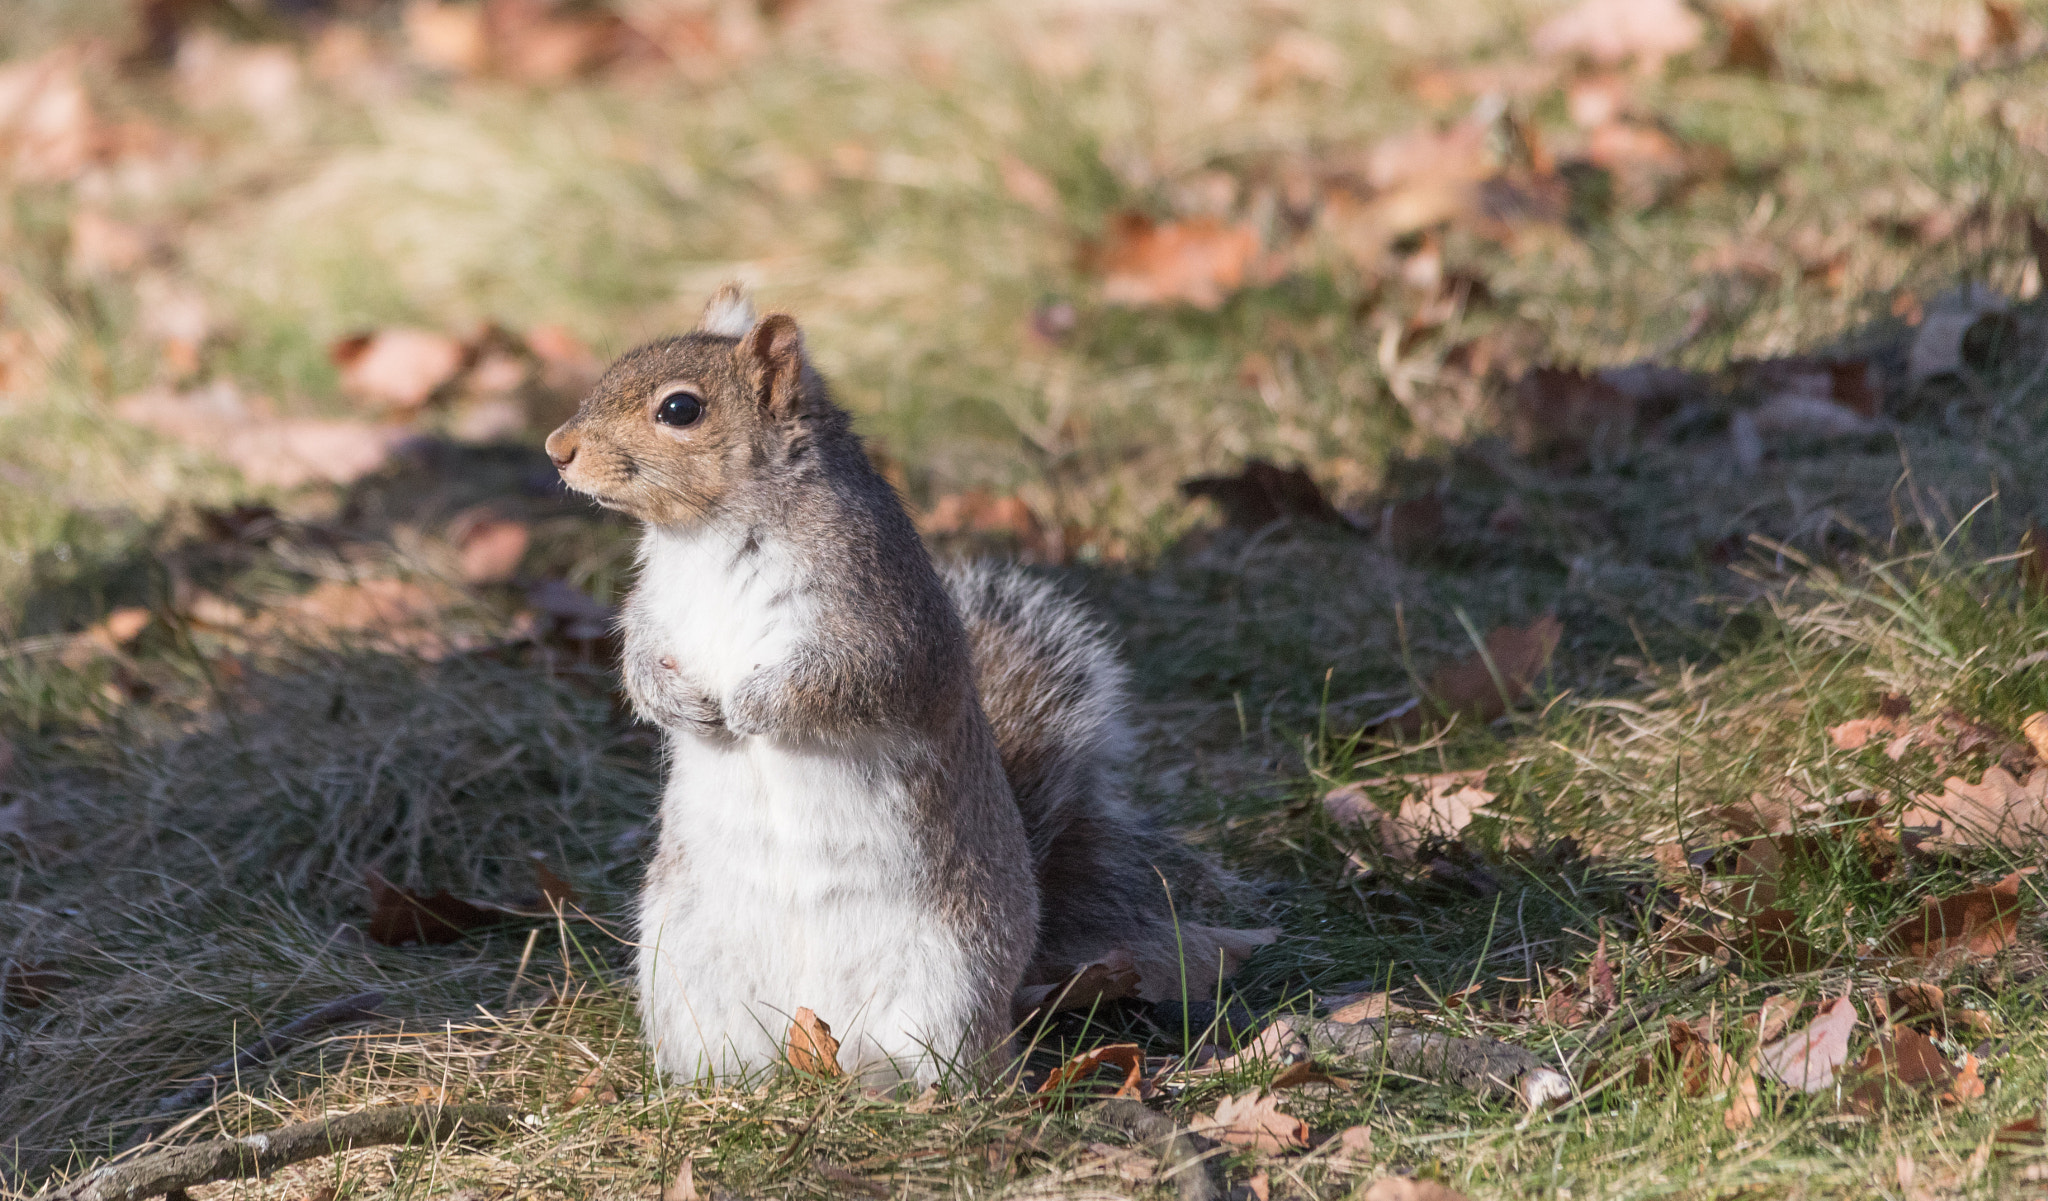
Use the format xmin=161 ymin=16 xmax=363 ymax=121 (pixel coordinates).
xmin=1829 ymin=714 xmax=1909 ymax=751
xmin=364 ymin=870 xmax=507 ymax=946
xmin=1246 ymin=1169 xmax=1271 ymax=1201
xmin=1193 ymin=1089 xmax=1310 ymax=1154
xmin=919 ymin=490 xmax=1069 ymax=562
xmin=1412 ymin=615 xmax=1563 ymax=730
xmin=1362 ymin=1179 xmax=1472 ymax=1201
xmin=59 ymin=606 xmax=153 ymax=668
xmin=1751 ymin=994 xmax=1801 ymax=1045
xmin=1181 ymin=460 xmax=1349 ymax=528
xmin=1531 ymin=0 xmax=1704 ymax=71
xmin=115 ymin=384 xmax=409 ymax=489
xmin=1945 ymin=1054 xmax=1986 ymax=1104
xmin=0 ymin=50 xmax=97 ymax=184
xmin=1902 ymin=771 xmax=2048 ymax=853
xmin=1326 ymin=1124 xmax=1374 ymax=1169
xmin=253 ymin=577 xmax=458 ymax=658
xmin=1269 ymin=1060 xmax=1346 ymax=1091
xmin=1756 ymin=996 xmax=1857 ymax=1092
xmin=405 ymin=0 xmax=489 ymax=73
xmin=68 ymin=210 xmax=149 ymax=277
xmin=564 ymin=1063 xmax=616 ymax=1108
xmin=662 ymin=1160 xmax=700 ymax=1201
xmin=532 ymin=860 xmax=578 ymax=910
xmin=453 ymin=516 xmax=531 ymax=584
xmin=1097 ymin=213 xmax=1263 ymax=310
xmin=1882 ymin=872 xmax=2029 ymax=959
xmin=1036 ymin=1042 xmax=1143 ymax=1104
xmin=2020 ymin=712 xmax=2048 ymax=762
xmin=1327 ymin=991 xmax=1414 ymax=1024
xmin=1718 ymin=8 xmax=1776 ymax=74
xmin=485 ymin=0 xmax=630 ymax=83
xmin=332 ymin=328 xmax=469 ymax=411
xmin=2 ymin=961 xmax=74 ymax=1010
xmin=1507 ymin=367 xmax=1635 ymax=465
xmin=1378 ymin=772 xmax=1496 ymax=859
xmin=1846 ymin=1025 xmax=1955 ymax=1114
xmin=786 ymin=1007 xmax=843 ymax=1077
xmin=1013 ymin=948 xmax=1141 ymax=1018
xmin=1958 ymin=0 xmax=2025 ymax=61
xmin=1202 ymin=1018 xmax=1310 ymax=1074
xmin=1588 ymin=934 xmax=1616 ymax=1010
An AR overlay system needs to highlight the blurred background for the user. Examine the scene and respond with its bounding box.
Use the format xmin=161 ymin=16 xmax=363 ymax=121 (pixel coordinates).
xmin=3 ymin=0 xmax=2045 ymax=584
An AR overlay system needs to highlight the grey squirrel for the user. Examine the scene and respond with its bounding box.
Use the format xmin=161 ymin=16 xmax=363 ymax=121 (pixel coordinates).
xmin=544 ymin=286 xmax=1267 ymax=1084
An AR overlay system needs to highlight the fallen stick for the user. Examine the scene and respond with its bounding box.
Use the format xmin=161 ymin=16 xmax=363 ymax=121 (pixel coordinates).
xmin=1087 ymin=1099 xmax=1221 ymax=1201
xmin=42 ymin=1104 xmax=522 ymax=1201
xmin=130 ymin=991 xmax=387 ymax=1145
xmin=1305 ymin=1019 xmax=1573 ymax=1110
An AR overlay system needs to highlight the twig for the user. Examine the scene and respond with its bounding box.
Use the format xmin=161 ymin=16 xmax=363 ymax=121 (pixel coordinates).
xmin=42 ymin=1104 xmax=523 ymax=1201
xmin=1086 ymin=1099 xmax=1221 ymax=1201
xmin=1305 ymin=1019 xmax=1572 ymax=1110
xmin=130 ymin=991 xmax=387 ymax=1145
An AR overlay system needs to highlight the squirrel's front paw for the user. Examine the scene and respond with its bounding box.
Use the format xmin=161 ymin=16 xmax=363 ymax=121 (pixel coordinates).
xmin=723 ymin=671 xmax=777 ymax=738
xmin=627 ymin=653 xmax=730 ymax=739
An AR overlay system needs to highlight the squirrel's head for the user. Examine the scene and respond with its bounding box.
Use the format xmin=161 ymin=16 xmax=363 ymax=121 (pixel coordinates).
xmin=544 ymin=285 xmax=839 ymax=526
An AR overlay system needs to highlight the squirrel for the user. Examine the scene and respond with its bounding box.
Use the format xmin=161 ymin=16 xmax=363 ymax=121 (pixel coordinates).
xmin=544 ymin=286 xmax=1264 ymax=1085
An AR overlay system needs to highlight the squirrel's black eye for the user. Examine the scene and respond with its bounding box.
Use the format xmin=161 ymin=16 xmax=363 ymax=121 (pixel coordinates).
xmin=655 ymin=390 xmax=703 ymax=428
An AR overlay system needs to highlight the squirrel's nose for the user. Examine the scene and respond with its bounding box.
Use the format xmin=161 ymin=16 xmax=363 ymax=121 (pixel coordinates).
xmin=544 ymin=426 xmax=579 ymax=470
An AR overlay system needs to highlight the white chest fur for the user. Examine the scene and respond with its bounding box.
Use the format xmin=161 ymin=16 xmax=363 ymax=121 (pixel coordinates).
xmin=627 ymin=523 xmax=980 ymax=1085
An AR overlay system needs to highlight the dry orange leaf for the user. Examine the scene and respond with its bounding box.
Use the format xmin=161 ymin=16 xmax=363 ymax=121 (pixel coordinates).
xmin=1417 ymin=615 xmax=1563 ymax=729
xmin=1828 ymin=714 xmax=1908 ymax=752
xmin=661 ymin=1160 xmax=700 ymax=1201
xmin=1902 ymin=769 xmax=2048 ymax=852
xmin=114 ymin=384 xmax=409 ymax=489
xmin=1035 ymin=1042 xmax=1143 ymax=1105
xmin=1098 ymin=213 xmax=1263 ymax=310
xmin=2023 ymin=711 xmax=2048 ymax=762
xmin=364 ymin=870 xmax=506 ymax=946
xmin=1531 ymin=0 xmax=1704 ymax=70
xmin=455 ymin=517 xmax=531 ymax=584
xmin=1323 ymin=771 xmax=1498 ymax=859
xmin=332 ymin=328 xmax=468 ymax=411
xmin=1882 ymin=871 xmax=2029 ymax=959
xmin=1756 ymin=996 xmax=1857 ymax=1093
xmin=786 ymin=1007 xmax=843 ymax=1077
xmin=1195 ymin=1089 xmax=1310 ymax=1154
xmin=1327 ymin=991 xmax=1414 ymax=1024
xmin=1945 ymin=1054 xmax=1986 ymax=1104
xmin=1846 ymin=1025 xmax=1955 ymax=1114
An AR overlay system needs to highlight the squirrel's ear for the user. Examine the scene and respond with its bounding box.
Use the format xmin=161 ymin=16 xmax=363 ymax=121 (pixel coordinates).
xmin=696 ymin=283 xmax=756 ymax=338
xmin=739 ymin=313 xmax=806 ymax=419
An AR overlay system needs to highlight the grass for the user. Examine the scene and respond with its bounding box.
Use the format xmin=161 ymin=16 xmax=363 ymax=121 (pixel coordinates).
xmin=6 ymin=0 xmax=2048 ymax=1196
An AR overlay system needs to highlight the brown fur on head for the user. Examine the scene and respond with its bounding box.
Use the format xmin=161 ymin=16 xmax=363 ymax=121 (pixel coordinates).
xmin=543 ymin=286 xmax=840 ymax=526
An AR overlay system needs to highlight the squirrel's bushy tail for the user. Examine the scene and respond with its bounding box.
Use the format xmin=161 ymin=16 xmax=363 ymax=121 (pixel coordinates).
xmin=943 ymin=562 xmax=1259 ymax=1000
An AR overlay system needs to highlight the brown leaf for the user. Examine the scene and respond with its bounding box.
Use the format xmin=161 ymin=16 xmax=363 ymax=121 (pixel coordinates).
xmin=485 ymin=0 xmax=630 ymax=84
xmin=1327 ymin=991 xmax=1414 ymax=1024
xmin=68 ymin=210 xmax=149 ymax=277
xmin=1269 ymin=1060 xmax=1347 ymax=1091
xmin=662 ymin=1160 xmax=700 ymax=1201
xmin=332 ymin=328 xmax=469 ymax=411
xmin=1035 ymin=1042 xmax=1143 ymax=1104
xmin=918 ymin=491 xmax=1074 ymax=562
xmin=1756 ymin=996 xmax=1857 ymax=1093
xmin=1902 ymin=770 xmax=2048 ymax=852
xmin=1181 ymin=460 xmax=1348 ymax=529
xmin=0 ymin=50 xmax=98 ymax=184
xmin=1378 ymin=772 xmax=1496 ymax=859
xmin=1663 ymin=1023 xmax=1759 ymax=1131
xmin=2021 ymin=712 xmax=2048 ymax=763
xmin=1718 ymin=8 xmax=1776 ymax=74
xmin=254 ymin=577 xmax=458 ymax=658
xmin=1829 ymin=714 xmax=1908 ymax=751
xmin=1362 ymin=1178 xmax=1473 ymax=1201
xmin=786 ymin=1007 xmax=843 ymax=1077
xmin=364 ymin=870 xmax=506 ymax=946
xmin=1202 ymin=1019 xmax=1310 ymax=1074
xmin=2 ymin=961 xmax=74 ymax=1011
xmin=1326 ymin=1124 xmax=1374 ymax=1169
xmin=454 ymin=516 xmax=531 ymax=584
xmin=114 ymin=384 xmax=409 ymax=489
xmin=1882 ymin=872 xmax=2030 ymax=959
xmin=532 ymin=860 xmax=578 ymax=909
xmin=404 ymin=0 xmax=489 ymax=73
xmin=1097 ymin=213 xmax=1263 ymax=310
xmin=1944 ymin=1054 xmax=1986 ymax=1104
xmin=1507 ymin=368 xmax=1635 ymax=465
xmin=1751 ymin=994 xmax=1801 ymax=1045
xmin=1013 ymin=947 xmax=1141 ymax=1018
xmin=1413 ymin=615 xmax=1563 ymax=730
xmin=1194 ymin=1089 xmax=1311 ymax=1154
xmin=1531 ymin=0 xmax=1704 ymax=70
xmin=1588 ymin=934 xmax=1616 ymax=1010
xmin=1846 ymin=1025 xmax=1955 ymax=1114
xmin=564 ymin=1063 xmax=616 ymax=1108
